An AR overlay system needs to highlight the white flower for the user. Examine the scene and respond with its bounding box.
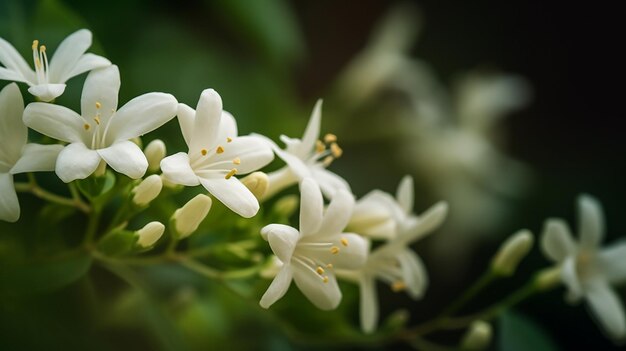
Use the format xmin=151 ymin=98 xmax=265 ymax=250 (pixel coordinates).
xmin=160 ymin=89 xmax=274 ymax=218
xmin=0 ymin=29 xmax=111 ymax=102
xmin=22 ymin=65 xmax=177 ymax=182
xmin=0 ymin=83 xmax=62 ymax=222
xmin=541 ymin=194 xmax=626 ymax=339
xmin=262 ymin=100 xmax=350 ymax=199
xmin=259 ymin=178 xmax=368 ymax=310
xmin=348 ymin=175 xmax=415 ymax=240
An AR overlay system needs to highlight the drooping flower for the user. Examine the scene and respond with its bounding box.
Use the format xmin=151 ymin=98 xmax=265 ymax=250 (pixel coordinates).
xmin=259 ymin=178 xmax=368 ymax=310
xmin=0 ymin=29 xmax=111 ymax=102
xmin=160 ymin=89 xmax=274 ymax=218
xmin=0 ymin=83 xmax=63 ymax=222
xmin=540 ymin=194 xmax=626 ymax=339
xmin=262 ymin=100 xmax=350 ymax=200
xmin=23 ymin=65 xmax=177 ymax=182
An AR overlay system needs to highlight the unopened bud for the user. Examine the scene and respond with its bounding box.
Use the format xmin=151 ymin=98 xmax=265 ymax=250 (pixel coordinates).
xmin=172 ymin=194 xmax=212 ymax=238
xmin=144 ymin=139 xmax=166 ymax=172
xmin=136 ymin=221 xmax=165 ymax=248
xmin=132 ymin=175 xmax=163 ymax=206
xmin=534 ymin=266 xmax=562 ymax=291
xmin=241 ymin=172 xmax=269 ymax=199
xmin=460 ymin=320 xmax=492 ymax=350
xmin=272 ymin=194 xmax=299 ymax=217
xmin=491 ymin=229 xmax=534 ymax=276
xmin=131 ymin=137 xmax=143 ymax=148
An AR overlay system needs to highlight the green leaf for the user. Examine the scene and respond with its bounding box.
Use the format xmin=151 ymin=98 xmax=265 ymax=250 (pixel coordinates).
xmin=0 ymin=251 xmax=92 ymax=295
xmin=75 ymin=170 xmax=116 ymax=201
xmin=499 ymin=310 xmax=560 ymax=351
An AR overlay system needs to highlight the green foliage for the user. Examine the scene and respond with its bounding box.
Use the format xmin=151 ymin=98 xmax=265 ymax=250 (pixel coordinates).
xmin=499 ymin=310 xmax=560 ymax=351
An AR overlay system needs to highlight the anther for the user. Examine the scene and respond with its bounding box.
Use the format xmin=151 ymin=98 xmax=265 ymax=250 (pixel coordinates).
xmin=233 ymin=157 xmax=241 ymax=165
xmin=322 ymin=156 xmax=334 ymax=167
xmin=216 ymin=145 xmax=225 ymax=154
xmin=32 ymin=40 xmax=39 ymax=50
xmin=330 ymin=143 xmax=343 ymax=158
xmin=322 ymin=276 xmax=329 ymax=283
xmin=201 ymin=149 xmax=208 ymax=156
xmin=391 ymin=281 xmax=406 ymax=292
xmin=340 ymin=237 xmax=349 ymax=247
xmin=83 ymin=123 xmax=91 ymax=131
xmin=326 ymin=263 xmax=333 ymax=269
xmin=324 ymin=133 xmax=337 ymax=143
xmin=316 ymin=266 xmax=325 ymax=275
xmin=95 ymin=102 xmax=102 ymax=109
xmin=94 ymin=116 xmax=101 ymax=125
xmin=40 ymin=45 xmax=46 ymax=52
xmin=330 ymin=246 xmax=340 ymax=254
xmin=225 ymin=168 xmax=237 ymax=180
xmin=227 ymin=137 xmax=233 ymax=143
xmin=315 ymin=140 xmax=325 ymax=153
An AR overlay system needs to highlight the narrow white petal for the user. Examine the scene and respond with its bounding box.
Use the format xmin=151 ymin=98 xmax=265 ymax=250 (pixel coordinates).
xmin=97 ymin=140 xmax=147 ymax=179
xmin=349 ymin=190 xmax=398 ymax=239
xmin=561 ymin=256 xmax=583 ymax=301
xmin=396 ymin=175 xmax=414 ymax=215
xmin=190 ymin=89 xmax=222 ymax=155
xmin=219 ymin=111 xmax=238 ymax=138
xmin=265 ymin=225 xmax=300 ymax=263
xmin=398 ymin=250 xmax=429 ymax=299
xmin=259 ymin=266 xmax=293 ymax=309
xmin=599 ymin=241 xmax=626 ymax=285
xmin=359 ymin=276 xmax=379 ymax=334
xmin=81 ymin=65 xmax=120 ymax=125
xmin=48 ymin=29 xmax=92 ymax=83
xmin=105 ymin=92 xmax=177 ymax=143
xmin=578 ymin=194 xmax=604 ymax=250
xmin=260 ymin=223 xmax=299 ymax=241
xmin=297 ymin=99 xmax=322 ymax=159
xmin=311 ymin=168 xmax=351 ymax=199
xmin=64 ymin=53 xmax=111 ymax=82
xmin=293 ymin=265 xmax=341 ymax=311
xmin=398 ymin=201 xmax=448 ymax=246
xmin=207 ymin=135 xmax=274 ymax=174
xmin=0 ymin=66 xmax=30 ymax=84
xmin=318 ymin=189 xmax=355 ymax=236
xmin=318 ymin=233 xmax=369 ymax=270
xmin=0 ymin=173 xmax=20 ymax=222
xmin=299 ymin=178 xmax=324 ymax=236
xmin=160 ymin=152 xmax=200 ymax=186
xmin=541 ymin=218 xmax=576 ymax=262
xmin=199 ymin=176 xmax=259 ymax=218
xmin=0 ymin=83 xmax=27 ymax=162
xmin=55 ymin=143 xmax=101 ymax=182
xmin=10 ymin=143 xmax=63 ymax=174
xmin=274 ymin=146 xmax=310 ymax=179
xmin=23 ymin=102 xmax=86 ymax=144
xmin=27 ymin=84 xmax=66 ymax=102
xmin=0 ymin=37 xmax=35 ymax=83
xmin=585 ymin=279 xmax=626 ymax=339
xmin=176 ymin=103 xmax=195 ymax=147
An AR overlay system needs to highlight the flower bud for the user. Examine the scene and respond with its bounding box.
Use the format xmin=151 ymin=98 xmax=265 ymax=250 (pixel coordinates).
xmin=132 ymin=174 xmax=163 ymax=206
xmin=534 ymin=266 xmax=562 ymax=291
xmin=460 ymin=320 xmax=492 ymax=350
xmin=271 ymin=194 xmax=299 ymax=218
xmin=241 ymin=172 xmax=269 ymax=199
xmin=136 ymin=221 xmax=165 ymax=248
xmin=491 ymin=229 xmax=534 ymax=276
xmin=172 ymin=194 xmax=212 ymax=238
xmin=144 ymin=139 xmax=166 ymax=172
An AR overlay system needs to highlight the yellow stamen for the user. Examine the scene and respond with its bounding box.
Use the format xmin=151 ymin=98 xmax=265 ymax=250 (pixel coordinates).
xmin=95 ymin=101 xmax=102 ymax=109
xmin=94 ymin=116 xmax=101 ymax=125
xmin=316 ymin=266 xmax=325 ymax=275
xmin=216 ymin=145 xmax=224 ymax=154
xmin=233 ymin=157 xmax=241 ymax=165
xmin=32 ymin=40 xmax=39 ymax=50
xmin=40 ymin=45 xmax=46 ymax=52
xmin=35 ymin=57 xmax=41 ymax=68
xmin=322 ymin=276 xmax=329 ymax=283
xmin=340 ymin=237 xmax=349 ymax=247
xmin=315 ymin=140 xmax=325 ymax=153
xmin=324 ymin=133 xmax=337 ymax=143
xmin=227 ymin=137 xmax=233 ymax=143
xmin=322 ymin=156 xmax=334 ymax=167
xmin=201 ymin=149 xmax=208 ymax=156
xmin=391 ymin=281 xmax=406 ymax=292
xmin=330 ymin=143 xmax=343 ymax=158
xmin=225 ymin=168 xmax=237 ymax=180
xmin=326 ymin=263 xmax=333 ymax=269
xmin=83 ymin=123 xmax=90 ymax=130
xmin=330 ymin=246 xmax=340 ymax=254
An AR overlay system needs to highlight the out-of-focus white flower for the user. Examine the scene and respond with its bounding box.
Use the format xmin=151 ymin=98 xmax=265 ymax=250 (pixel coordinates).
xmin=132 ymin=174 xmax=163 ymax=206
xmin=172 ymin=194 xmax=212 ymax=239
xmin=0 ymin=83 xmax=62 ymax=222
xmin=259 ymin=178 xmax=368 ymax=310
xmin=144 ymin=139 xmax=166 ymax=172
xmin=23 ymin=65 xmax=177 ymax=182
xmin=160 ymin=89 xmax=273 ymax=218
xmin=541 ymin=194 xmax=626 ymax=339
xmin=135 ymin=221 xmax=165 ymax=248
xmin=0 ymin=29 xmax=111 ymax=102
xmin=262 ymin=100 xmax=350 ymax=200
xmin=460 ymin=320 xmax=492 ymax=350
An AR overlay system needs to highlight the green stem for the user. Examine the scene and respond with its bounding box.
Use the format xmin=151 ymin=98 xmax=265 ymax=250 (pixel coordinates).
xmin=179 ymin=257 xmax=261 ymax=280
xmin=15 ymin=176 xmax=90 ymax=213
xmin=439 ymin=271 xmax=497 ymax=318
xmin=83 ymin=208 xmax=101 ymax=247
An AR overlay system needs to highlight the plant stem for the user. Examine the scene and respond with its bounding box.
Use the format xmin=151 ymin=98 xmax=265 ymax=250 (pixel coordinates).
xmin=439 ymin=271 xmax=497 ymax=318
xmin=14 ymin=175 xmax=90 ymax=213
xmin=83 ymin=208 xmax=101 ymax=247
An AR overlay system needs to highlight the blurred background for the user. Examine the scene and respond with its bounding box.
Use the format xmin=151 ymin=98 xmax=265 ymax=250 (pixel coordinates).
xmin=1 ymin=0 xmax=625 ymax=350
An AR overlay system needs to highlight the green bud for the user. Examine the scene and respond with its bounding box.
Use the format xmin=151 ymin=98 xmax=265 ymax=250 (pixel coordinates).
xmin=491 ymin=229 xmax=534 ymax=276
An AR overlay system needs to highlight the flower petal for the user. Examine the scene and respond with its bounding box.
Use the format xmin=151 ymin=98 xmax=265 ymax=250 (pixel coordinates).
xmin=259 ymin=266 xmax=293 ymax=309
xmin=0 ymin=83 xmax=26 ymax=163
xmin=359 ymin=276 xmax=379 ymax=334
xmin=0 ymin=172 xmax=19 ymax=222
xmin=160 ymin=152 xmax=200 ymax=186
xmin=55 ymin=143 xmax=101 ymax=182
xmin=48 ymin=29 xmax=92 ymax=83
xmin=65 ymin=53 xmax=111 ymax=82
xmin=578 ymin=194 xmax=604 ymax=250
xmin=318 ymin=189 xmax=355 ymax=236
xmin=97 ymin=140 xmax=147 ymax=179
xmin=561 ymin=256 xmax=583 ymax=301
xmin=311 ymin=167 xmax=351 ymax=199
xmin=208 ymin=135 xmax=274 ymax=174
xmin=396 ymin=175 xmax=414 ymax=215
xmin=292 ymin=264 xmax=341 ymax=310
xmin=599 ymin=241 xmax=626 ymax=285
xmin=27 ymin=84 xmax=67 ymax=102
xmin=262 ymin=224 xmax=300 ymax=262
xmin=105 ymin=92 xmax=177 ymax=143
xmin=219 ymin=110 xmax=238 ymax=138
xmin=299 ymin=178 xmax=323 ymax=236
xmin=585 ymin=279 xmax=626 ymax=339
xmin=23 ymin=102 xmax=86 ymax=144
xmin=541 ymin=218 xmax=576 ymax=262
xmin=323 ymin=233 xmax=369 ymax=270
xmin=296 ymin=99 xmax=322 ymax=159
xmin=0 ymin=37 xmax=35 ymax=84
xmin=81 ymin=65 xmax=120 ymax=125
xmin=397 ymin=201 xmax=448 ymax=246
xmin=199 ymin=176 xmax=259 ymax=218
xmin=10 ymin=143 xmax=63 ymax=174
xmin=398 ymin=250 xmax=428 ymax=299
xmin=349 ymin=190 xmax=398 ymax=239
xmin=190 ymin=89 xmax=222 ymax=154
xmin=176 ymin=103 xmax=195 ymax=147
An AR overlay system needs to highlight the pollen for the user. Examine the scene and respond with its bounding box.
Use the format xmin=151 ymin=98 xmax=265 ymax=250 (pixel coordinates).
xmin=340 ymin=237 xmax=349 ymax=247
xmin=326 ymin=263 xmax=333 ymax=269
xmin=322 ymin=276 xmax=329 ymax=283
xmin=330 ymin=246 xmax=340 ymax=254
xmin=322 ymin=155 xmax=334 ymax=167
xmin=227 ymin=137 xmax=233 ymax=143
xmin=32 ymin=40 xmax=39 ymax=50
xmin=95 ymin=101 xmax=102 ymax=109
xmin=315 ymin=140 xmax=325 ymax=153
xmin=233 ymin=157 xmax=241 ymax=165
xmin=94 ymin=116 xmax=101 ymax=125
xmin=201 ymin=149 xmax=208 ymax=156
xmin=330 ymin=143 xmax=343 ymax=158
xmin=216 ymin=145 xmax=225 ymax=154
xmin=324 ymin=133 xmax=337 ymax=143
xmin=40 ymin=45 xmax=46 ymax=52
xmin=391 ymin=281 xmax=407 ymax=292
xmin=225 ymin=168 xmax=237 ymax=180
xmin=316 ymin=266 xmax=325 ymax=275
xmin=83 ymin=123 xmax=90 ymax=130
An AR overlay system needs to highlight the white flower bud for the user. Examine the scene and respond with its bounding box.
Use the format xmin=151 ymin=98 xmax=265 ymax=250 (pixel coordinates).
xmin=132 ymin=174 xmax=163 ymax=206
xmin=144 ymin=139 xmax=166 ymax=172
xmin=491 ymin=229 xmax=534 ymax=276
xmin=241 ymin=172 xmax=269 ymax=199
xmin=534 ymin=266 xmax=562 ymax=291
xmin=460 ymin=320 xmax=492 ymax=350
xmin=136 ymin=221 xmax=165 ymax=248
xmin=172 ymin=194 xmax=212 ymax=238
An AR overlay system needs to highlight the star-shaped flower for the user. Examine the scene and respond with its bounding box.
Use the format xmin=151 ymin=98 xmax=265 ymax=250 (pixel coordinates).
xmin=260 ymin=178 xmax=368 ymax=310
xmin=0 ymin=83 xmax=62 ymax=222
xmin=160 ymin=89 xmax=274 ymax=218
xmin=23 ymin=65 xmax=177 ymax=182
xmin=541 ymin=194 xmax=626 ymax=339
xmin=0 ymin=29 xmax=111 ymax=102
